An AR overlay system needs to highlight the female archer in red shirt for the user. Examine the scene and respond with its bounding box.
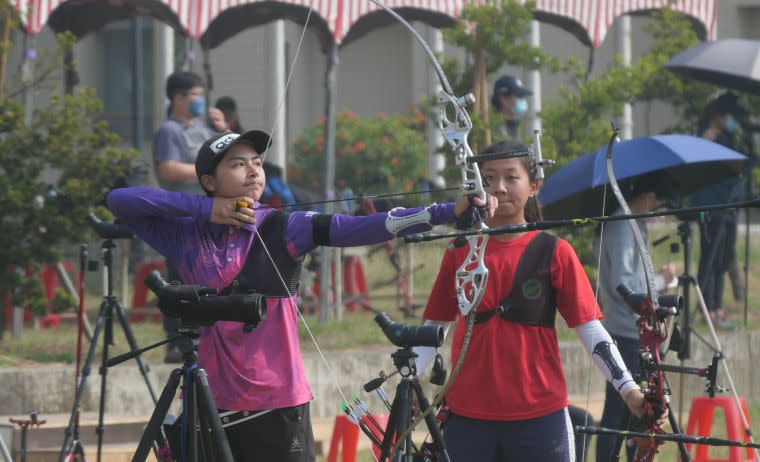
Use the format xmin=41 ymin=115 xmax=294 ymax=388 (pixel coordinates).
xmin=415 ymin=139 xmax=666 ymax=462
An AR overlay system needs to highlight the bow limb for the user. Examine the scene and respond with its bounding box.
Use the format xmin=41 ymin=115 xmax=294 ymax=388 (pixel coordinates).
xmin=247 ymin=1 xmax=386 ymax=449
xmin=603 ymin=128 xmax=670 ymax=462
xmin=363 ymin=0 xmax=488 ymax=456
xmin=604 ymin=130 xmax=660 ymax=304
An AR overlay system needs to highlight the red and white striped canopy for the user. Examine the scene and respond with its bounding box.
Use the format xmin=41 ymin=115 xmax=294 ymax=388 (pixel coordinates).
xmin=11 ymin=0 xmax=193 ymax=36
xmin=12 ymin=0 xmax=717 ymax=50
xmin=195 ymin=0 xmax=339 ymax=49
xmin=335 ymin=0 xmax=469 ymax=45
xmin=332 ymin=0 xmax=718 ymax=47
xmin=532 ymin=0 xmax=717 ymax=48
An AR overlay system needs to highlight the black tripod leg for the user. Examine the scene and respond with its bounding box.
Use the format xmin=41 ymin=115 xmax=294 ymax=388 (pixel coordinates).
xmin=379 ymin=380 xmax=409 ymax=462
xmin=411 ymin=381 xmax=450 ymax=462
xmin=187 ymin=377 xmax=199 ymax=462
xmin=193 ymin=369 xmax=233 ymax=462
xmin=610 ymin=407 xmax=634 ymax=462
xmin=58 ymin=299 xmax=107 ymax=462
xmin=96 ymin=296 xmax=118 ymax=462
xmin=72 ymin=439 xmax=87 ymax=461
xmin=133 ymin=369 xmax=182 ymax=462
xmin=195 ymin=398 xmax=213 ymax=462
xmin=113 ymin=299 xmax=158 ymax=403
xmin=667 ymin=401 xmax=690 ymax=461
xmin=388 ymin=380 xmax=414 ymax=462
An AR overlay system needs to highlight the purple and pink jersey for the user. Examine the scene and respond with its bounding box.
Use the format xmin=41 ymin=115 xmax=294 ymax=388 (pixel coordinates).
xmin=107 ymin=186 xmax=456 ymax=411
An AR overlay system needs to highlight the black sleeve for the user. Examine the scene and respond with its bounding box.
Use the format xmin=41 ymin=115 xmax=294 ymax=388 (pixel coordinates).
xmin=312 ymin=214 xmax=334 ymax=246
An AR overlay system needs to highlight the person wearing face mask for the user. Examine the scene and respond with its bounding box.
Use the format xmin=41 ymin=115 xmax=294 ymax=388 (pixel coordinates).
xmin=152 ymin=71 xmax=228 ymax=362
xmin=491 ymin=74 xmax=532 ymax=140
xmin=691 ymin=91 xmax=745 ymax=330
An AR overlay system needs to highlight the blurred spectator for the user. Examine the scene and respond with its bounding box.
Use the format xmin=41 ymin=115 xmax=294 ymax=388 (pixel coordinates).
xmin=692 ymin=91 xmax=745 ymax=329
xmin=335 ymin=179 xmax=355 ymax=214
xmin=261 ymin=161 xmax=297 ymax=208
xmin=215 ymin=96 xmax=244 ymax=134
xmin=153 ymin=71 xmax=227 ymax=362
xmin=491 ymin=74 xmax=532 ymax=140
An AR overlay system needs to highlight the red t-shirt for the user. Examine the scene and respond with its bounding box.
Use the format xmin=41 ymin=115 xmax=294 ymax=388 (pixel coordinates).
xmin=424 ymin=230 xmax=600 ymax=421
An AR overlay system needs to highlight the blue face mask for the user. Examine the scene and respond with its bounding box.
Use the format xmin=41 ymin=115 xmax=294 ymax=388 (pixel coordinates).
xmin=512 ymin=98 xmax=528 ymax=116
xmin=189 ymin=97 xmax=206 ymax=118
xmin=724 ymin=115 xmax=740 ymax=133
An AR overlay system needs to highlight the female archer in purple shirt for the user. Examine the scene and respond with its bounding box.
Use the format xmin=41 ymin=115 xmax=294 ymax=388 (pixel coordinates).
xmin=107 ymin=129 xmax=494 ymax=462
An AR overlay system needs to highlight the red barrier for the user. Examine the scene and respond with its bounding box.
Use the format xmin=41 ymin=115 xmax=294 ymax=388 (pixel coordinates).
xmin=685 ymin=396 xmax=755 ymax=462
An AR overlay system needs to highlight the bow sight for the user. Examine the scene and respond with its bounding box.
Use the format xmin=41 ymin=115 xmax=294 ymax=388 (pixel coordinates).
xmin=465 ymin=131 xmax=556 ymax=181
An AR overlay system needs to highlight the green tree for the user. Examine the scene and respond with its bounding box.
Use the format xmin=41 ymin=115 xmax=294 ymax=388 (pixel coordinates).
xmin=289 ymin=110 xmax=429 ymax=201
xmin=541 ymin=9 xmax=714 ymax=168
xmin=538 ymin=9 xmax=717 ymax=276
xmin=436 ymin=0 xmax=568 ymax=182
xmin=0 ymin=38 xmax=138 ymax=337
xmin=443 ymin=0 xmax=563 ymax=80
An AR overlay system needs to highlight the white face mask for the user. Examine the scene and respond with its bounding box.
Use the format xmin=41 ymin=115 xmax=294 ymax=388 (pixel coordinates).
xmin=512 ymin=98 xmax=528 ymax=116
xmin=724 ymin=115 xmax=740 ymax=132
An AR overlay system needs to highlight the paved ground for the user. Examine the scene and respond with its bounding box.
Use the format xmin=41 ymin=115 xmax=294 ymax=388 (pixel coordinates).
xmin=2 ymin=394 xmax=607 ymax=461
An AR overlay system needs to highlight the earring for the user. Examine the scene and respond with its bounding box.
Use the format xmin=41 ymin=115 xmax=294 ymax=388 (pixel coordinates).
xmin=209 ymin=186 xmax=215 ymax=191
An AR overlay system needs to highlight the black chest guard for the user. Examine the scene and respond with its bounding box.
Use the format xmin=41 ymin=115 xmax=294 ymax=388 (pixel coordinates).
xmin=226 ymin=211 xmax=304 ymax=298
xmin=474 ymin=231 xmax=559 ymax=328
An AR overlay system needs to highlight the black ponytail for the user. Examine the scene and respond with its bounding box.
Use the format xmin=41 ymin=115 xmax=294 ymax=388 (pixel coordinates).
xmin=524 ymin=196 xmax=543 ymax=223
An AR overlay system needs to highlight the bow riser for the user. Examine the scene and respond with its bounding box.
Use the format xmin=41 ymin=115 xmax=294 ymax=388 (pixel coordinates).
xmin=437 ymin=91 xmax=485 ymax=201
xmin=455 ymin=234 xmax=489 ymax=315
xmin=636 ymin=297 xmax=669 ymax=462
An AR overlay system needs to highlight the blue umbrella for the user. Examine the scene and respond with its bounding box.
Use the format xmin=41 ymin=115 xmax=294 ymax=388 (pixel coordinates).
xmin=538 ymin=135 xmax=747 ymax=219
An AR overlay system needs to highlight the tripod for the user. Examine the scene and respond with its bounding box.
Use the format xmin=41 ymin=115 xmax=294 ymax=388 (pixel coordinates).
xmin=377 ymin=348 xmax=450 ymax=462
xmin=59 ymin=245 xmax=89 ymax=462
xmin=10 ymin=411 xmax=46 ymax=462
xmin=131 ymin=326 xmax=233 ymax=462
xmin=59 ymin=236 xmax=158 ymax=462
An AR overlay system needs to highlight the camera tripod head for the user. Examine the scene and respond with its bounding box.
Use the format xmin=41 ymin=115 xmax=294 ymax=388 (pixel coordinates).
xmin=174 ymin=325 xmax=203 ymax=365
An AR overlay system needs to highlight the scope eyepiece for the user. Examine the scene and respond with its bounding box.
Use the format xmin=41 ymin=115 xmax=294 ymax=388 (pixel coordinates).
xmin=374 ymin=312 xmax=443 ymax=348
xmin=144 ymin=270 xmax=169 ymax=293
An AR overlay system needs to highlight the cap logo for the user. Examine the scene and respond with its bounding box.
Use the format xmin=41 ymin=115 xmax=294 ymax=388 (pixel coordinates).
xmin=210 ymin=133 xmax=240 ymax=155
xmin=515 ymin=79 xmax=523 ymax=87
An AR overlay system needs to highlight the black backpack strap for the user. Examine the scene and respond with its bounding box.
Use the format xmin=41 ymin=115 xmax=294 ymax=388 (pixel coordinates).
xmin=475 ymin=232 xmax=559 ymax=328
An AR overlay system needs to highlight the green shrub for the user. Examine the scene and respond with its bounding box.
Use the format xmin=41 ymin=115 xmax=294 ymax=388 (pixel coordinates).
xmin=289 ymin=110 xmax=429 ymax=197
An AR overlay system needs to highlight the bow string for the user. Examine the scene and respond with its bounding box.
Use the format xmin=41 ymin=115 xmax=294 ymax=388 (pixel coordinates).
xmin=601 ymin=127 xmax=672 ymax=461
xmin=358 ymin=1 xmax=494 ymax=455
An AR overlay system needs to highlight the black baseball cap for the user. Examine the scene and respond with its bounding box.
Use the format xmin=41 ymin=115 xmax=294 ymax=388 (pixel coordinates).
xmin=630 ymin=171 xmax=680 ymax=207
xmin=195 ymin=130 xmax=272 ymax=183
xmin=491 ymin=74 xmax=532 ymax=109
